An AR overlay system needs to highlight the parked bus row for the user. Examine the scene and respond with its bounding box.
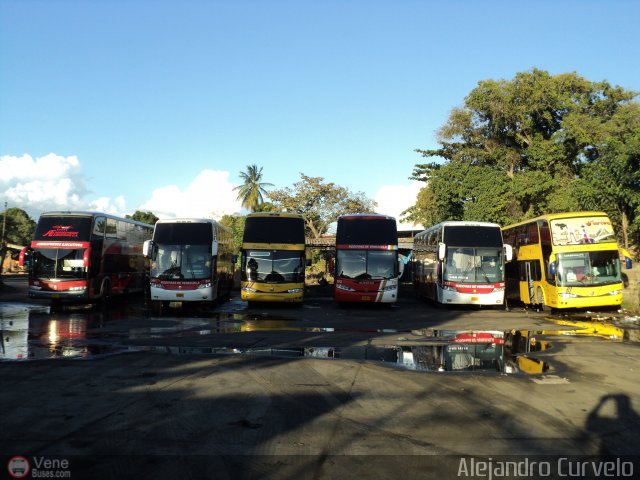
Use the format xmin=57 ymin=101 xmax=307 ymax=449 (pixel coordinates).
xmin=412 ymin=211 xmax=633 ymax=310
xmin=17 ymin=211 xmax=403 ymax=308
xmin=17 ymin=210 xmax=633 ymax=312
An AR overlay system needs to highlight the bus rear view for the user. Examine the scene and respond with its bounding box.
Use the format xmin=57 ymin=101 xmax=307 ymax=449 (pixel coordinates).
xmin=334 ymin=214 xmax=400 ymax=303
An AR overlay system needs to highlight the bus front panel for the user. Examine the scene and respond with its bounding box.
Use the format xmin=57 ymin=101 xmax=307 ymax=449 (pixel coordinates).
xmin=241 ymin=249 xmax=305 ymax=303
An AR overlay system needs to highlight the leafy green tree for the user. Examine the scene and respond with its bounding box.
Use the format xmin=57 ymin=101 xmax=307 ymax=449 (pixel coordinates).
xmin=126 ymin=210 xmax=159 ymax=225
xmin=268 ymin=173 xmax=377 ymax=239
xmin=233 ymin=165 xmax=274 ymax=212
xmin=576 ymin=103 xmax=640 ymax=248
xmin=219 ymin=214 xmax=246 ymax=253
xmin=252 ymin=201 xmax=278 ymax=213
xmin=1 ymin=207 xmax=36 ymax=272
xmin=409 ymin=69 xmax=638 ymax=235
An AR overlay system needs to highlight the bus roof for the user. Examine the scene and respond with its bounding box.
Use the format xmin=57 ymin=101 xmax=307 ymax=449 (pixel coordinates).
xmin=245 ymin=212 xmax=304 ymax=219
xmin=502 ymin=211 xmax=610 ymax=230
xmin=38 ymin=211 xmax=153 ymax=228
xmin=156 ymin=218 xmax=218 ymax=224
xmin=416 ymin=221 xmax=501 ymax=238
xmin=338 ymin=213 xmax=396 ymax=221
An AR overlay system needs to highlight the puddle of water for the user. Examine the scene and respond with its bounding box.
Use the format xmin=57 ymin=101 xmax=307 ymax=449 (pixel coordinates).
xmin=1 ymin=304 xmax=624 ymax=375
xmin=543 ymin=318 xmax=624 ymax=340
xmin=0 ymin=303 xmax=132 ymax=360
xmin=135 ymin=331 xmax=534 ymax=374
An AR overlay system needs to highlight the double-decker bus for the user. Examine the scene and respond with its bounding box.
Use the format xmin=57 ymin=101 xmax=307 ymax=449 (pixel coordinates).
xmin=240 ymin=212 xmax=307 ymax=304
xmin=333 ymin=214 xmax=401 ymax=303
xmin=19 ymin=211 xmax=153 ymax=304
xmin=502 ymin=211 xmax=632 ymax=310
xmin=412 ymin=221 xmax=513 ymax=306
xmin=143 ymin=218 xmax=234 ymax=313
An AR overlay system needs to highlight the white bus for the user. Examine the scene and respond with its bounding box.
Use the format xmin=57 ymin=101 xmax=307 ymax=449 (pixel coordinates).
xmin=412 ymin=221 xmax=513 ymax=306
xmin=143 ymin=218 xmax=234 ymax=313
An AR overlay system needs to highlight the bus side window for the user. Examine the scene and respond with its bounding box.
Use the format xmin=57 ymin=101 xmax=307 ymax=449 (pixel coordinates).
xmin=529 ymin=223 xmax=539 ymax=244
xmin=106 ymin=218 xmax=117 ymax=238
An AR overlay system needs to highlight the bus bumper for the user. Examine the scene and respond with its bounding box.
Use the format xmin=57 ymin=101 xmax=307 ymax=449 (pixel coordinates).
xmin=28 ymin=288 xmax=89 ymax=301
xmin=334 ymin=289 xmax=397 ymax=303
xmin=552 ymin=291 xmax=623 ymax=309
xmin=439 ymin=289 xmax=505 ymax=306
xmin=241 ymin=282 xmax=304 ymax=303
xmin=149 ymin=286 xmax=214 ymax=302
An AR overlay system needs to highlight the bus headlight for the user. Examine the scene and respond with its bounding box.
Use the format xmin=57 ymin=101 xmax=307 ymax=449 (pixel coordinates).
xmin=198 ymin=282 xmax=212 ymax=289
xmin=609 ymin=290 xmax=622 ymax=296
xmin=242 ymin=286 xmax=258 ymax=293
xmin=68 ymin=286 xmax=86 ymax=292
xmin=336 ymin=284 xmax=355 ymax=292
xmin=287 ymin=288 xmax=303 ymax=294
xmin=379 ymin=285 xmax=396 ymax=292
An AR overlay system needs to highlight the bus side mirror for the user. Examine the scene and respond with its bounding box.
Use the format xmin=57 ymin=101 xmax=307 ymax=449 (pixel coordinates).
xmin=19 ymin=247 xmax=31 ymax=268
xmin=549 ymin=262 xmax=557 ymax=276
xmin=211 ymin=242 xmax=219 ymax=256
xmin=625 ymin=257 xmax=632 ymax=269
xmin=143 ymin=240 xmax=153 ymax=258
xmin=398 ymin=257 xmax=405 ymax=278
xmin=306 ymin=258 xmax=312 ymax=267
xmin=232 ymin=255 xmax=238 ymax=264
xmin=438 ymin=243 xmax=446 ymax=261
xmin=504 ymin=244 xmax=513 ymax=262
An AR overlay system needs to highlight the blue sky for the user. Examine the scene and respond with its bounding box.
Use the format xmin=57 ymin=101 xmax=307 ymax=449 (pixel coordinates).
xmin=1 ymin=0 xmax=639 ymax=224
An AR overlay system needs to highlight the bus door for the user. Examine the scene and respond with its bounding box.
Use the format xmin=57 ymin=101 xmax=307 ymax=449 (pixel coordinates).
xmin=519 ymin=262 xmax=534 ymax=304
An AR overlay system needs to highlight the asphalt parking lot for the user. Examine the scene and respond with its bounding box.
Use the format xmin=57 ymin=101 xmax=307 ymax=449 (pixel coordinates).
xmin=2 ymin=276 xmax=640 ymax=479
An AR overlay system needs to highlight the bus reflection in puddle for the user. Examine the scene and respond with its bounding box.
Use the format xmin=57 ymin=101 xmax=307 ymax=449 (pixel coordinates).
xmin=0 ymin=303 xmax=127 ymax=360
xmin=1 ymin=304 xmax=625 ymax=375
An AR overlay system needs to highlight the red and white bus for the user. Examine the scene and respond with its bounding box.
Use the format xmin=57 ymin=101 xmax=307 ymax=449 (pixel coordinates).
xmin=412 ymin=221 xmax=513 ymax=306
xmin=333 ymin=214 xmax=401 ymax=303
xmin=19 ymin=211 xmax=153 ymax=304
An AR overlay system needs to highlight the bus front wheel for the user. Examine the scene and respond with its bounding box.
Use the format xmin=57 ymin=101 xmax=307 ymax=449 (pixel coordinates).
xmin=535 ymin=287 xmax=550 ymax=313
xmin=101 ymin=279 xmax=111 ymax=303
xmin=151 ymin=300 xmax=163 ymax=316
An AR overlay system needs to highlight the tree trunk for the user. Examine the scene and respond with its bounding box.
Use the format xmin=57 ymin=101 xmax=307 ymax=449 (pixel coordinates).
xmin=621 ymin=211 xmax=629 ymax=249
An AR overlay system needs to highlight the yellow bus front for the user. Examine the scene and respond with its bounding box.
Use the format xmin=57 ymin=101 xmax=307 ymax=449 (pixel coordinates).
xmin=240 ymin=243 xmax=306 ymax=303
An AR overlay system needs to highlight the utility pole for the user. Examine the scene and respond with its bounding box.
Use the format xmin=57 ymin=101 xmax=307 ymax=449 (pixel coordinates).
xmin=1 ymin=201 xmax=6 ymax=245
xmin=1 ymin=201 xmax=6 ymax=277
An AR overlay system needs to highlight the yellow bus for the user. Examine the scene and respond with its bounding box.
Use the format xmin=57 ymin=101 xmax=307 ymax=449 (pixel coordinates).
xmin=502 ymin=212 xmax=632 ymax=310
xmin=240 ymin=212 xmax=307 ymax=304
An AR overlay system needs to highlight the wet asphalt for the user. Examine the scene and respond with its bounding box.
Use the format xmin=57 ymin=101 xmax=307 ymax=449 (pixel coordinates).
xmin=2 ymin=276 xmax=640 ymax=479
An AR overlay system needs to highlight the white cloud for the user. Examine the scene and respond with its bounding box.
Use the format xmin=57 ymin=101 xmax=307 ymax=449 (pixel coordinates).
xmin=1 ymin=154 xmax=243 ymax=221
xmin=89 ymin=195 xmax=127 ymax=216
xmin=374 ymin=181 xmax=425 ymax=231
xmin=0 ymin=153 xmax=90 ymax=216
xmin=138 ymin=169 xmax=242 ymax=219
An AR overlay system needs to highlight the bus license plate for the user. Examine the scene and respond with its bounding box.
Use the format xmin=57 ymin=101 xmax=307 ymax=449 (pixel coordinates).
xmin=361 ymin=295 xmax=371 ymax=301
xmin=51 ymin=294 xmax=60 ymax=299
xmin=176 ymin=293 xmax=184 ymax=298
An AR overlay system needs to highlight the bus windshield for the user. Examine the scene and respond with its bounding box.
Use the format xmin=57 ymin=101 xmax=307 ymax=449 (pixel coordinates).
xmin=557 ymin=251 xmax=621 ymax=287
xmin=32 ymin=248 xmax=86 ymax=279
xmin=242 ymin=250 xmax=305 ymax=283
xmin=336 ymin=250 xmax=397 ymax=280
xmin=152 ymin=244 xmax=211 ymax=280
xmin=444 ymin=247 xmax=504 ymax=283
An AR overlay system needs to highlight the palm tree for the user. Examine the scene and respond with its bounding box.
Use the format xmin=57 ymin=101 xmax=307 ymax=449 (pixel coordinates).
xmin=233 ymin=165 xmax=274 ymax=212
